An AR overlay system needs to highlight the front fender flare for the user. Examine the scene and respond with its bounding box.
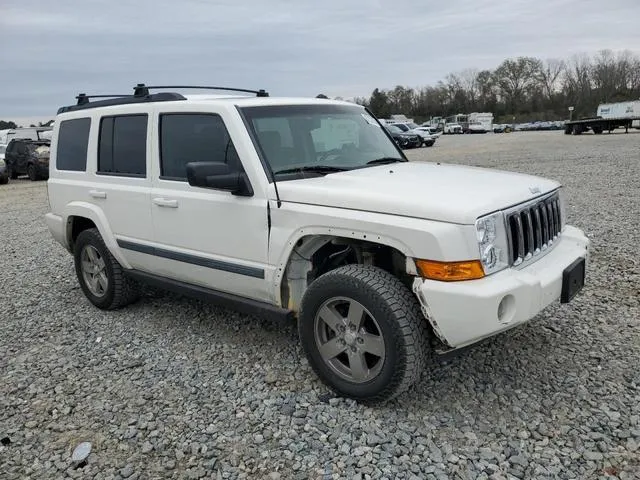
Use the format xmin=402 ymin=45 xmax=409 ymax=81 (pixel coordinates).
xmin=272 ymin=225 xmax=417 ymax=302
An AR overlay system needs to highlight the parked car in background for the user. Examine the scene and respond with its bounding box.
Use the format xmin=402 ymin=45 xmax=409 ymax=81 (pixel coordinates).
xmin=389 ymin=123 xmax=437 ymax=147
xmin=444 ymin=123 xmax=463 ymax=134
xmin=426 ymin=126 xmax=442 ymax=137
xmin=0 ymin=145 xmax=8 ymax=184
xmin=493 ymin=124 xmax=513 ymax=133
xmin=5 ymin=138 xmax=51 ymax=180
xmin=384 ymin=125 xmax=422 ymax=148
xmin=410 ymin=127 xmax=438 ymax=146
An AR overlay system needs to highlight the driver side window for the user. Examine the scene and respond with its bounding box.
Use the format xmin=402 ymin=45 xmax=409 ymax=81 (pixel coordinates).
xmin=159 ymin=113 xmax=239 ymax=181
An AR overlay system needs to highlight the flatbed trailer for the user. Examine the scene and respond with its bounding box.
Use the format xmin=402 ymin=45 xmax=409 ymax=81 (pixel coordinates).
xmin=564 ymin=116 xmax=640 ymax=135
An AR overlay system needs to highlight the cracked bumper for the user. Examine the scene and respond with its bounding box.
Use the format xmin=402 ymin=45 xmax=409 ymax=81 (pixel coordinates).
xmin=413 ymin=225 xmax=590 ymax=349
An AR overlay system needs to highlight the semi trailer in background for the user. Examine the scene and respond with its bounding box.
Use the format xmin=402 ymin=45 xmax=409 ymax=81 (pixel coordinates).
xmin=564 ymin=100 xmax=640 ymax=135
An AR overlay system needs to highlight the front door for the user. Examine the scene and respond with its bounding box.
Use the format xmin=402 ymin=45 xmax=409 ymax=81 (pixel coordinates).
xmin=149 ymin=109 xmax=270 ymax=302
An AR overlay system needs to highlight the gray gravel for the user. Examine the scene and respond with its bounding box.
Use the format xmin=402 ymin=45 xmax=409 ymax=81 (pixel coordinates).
xmin=1 ymin=130 xmax=639 ymax=479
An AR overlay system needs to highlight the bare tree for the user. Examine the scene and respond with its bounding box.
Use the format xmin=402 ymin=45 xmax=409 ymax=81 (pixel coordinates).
xmin=364 ymin=50 xmax=639 ymax=122
xmin=493 ymin=57 xmax=543 ymax=113
xmin=563 ymin=54 xmax=593 ymax=115
xmin=538 ymin=59 xmax=565 ymax=101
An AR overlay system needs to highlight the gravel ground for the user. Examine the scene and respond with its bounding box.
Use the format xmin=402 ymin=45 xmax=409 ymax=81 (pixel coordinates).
xmin=1 ymin=130 xmax=639 ymax=479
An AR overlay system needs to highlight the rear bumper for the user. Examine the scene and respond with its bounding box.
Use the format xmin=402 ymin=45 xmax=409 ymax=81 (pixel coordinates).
xmin=45 ymin=213 xmax=69 ymax=251
xmin=413 ymin=225 xmax=590 ymax=348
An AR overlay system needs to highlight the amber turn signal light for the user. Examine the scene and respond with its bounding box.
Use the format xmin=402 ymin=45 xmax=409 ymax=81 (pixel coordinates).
xmin=416 ymin=259 xmax=485 ymax=282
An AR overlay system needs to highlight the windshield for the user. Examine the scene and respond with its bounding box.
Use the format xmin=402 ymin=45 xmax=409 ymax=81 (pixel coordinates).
xmin=393 ymin=124 xmax=410 ymax=132
xmin=240 ymin=104 xmax=403 ymax=177
xmin=406 ymin=122 xmax=419 ymax=129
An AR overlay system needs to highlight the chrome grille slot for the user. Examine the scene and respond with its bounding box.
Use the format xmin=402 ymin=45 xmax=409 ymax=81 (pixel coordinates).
xmin=506 ymin=191 xmax=562 ymax=268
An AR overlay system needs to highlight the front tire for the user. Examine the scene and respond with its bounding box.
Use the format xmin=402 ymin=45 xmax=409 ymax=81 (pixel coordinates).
xmin=74 ymin=228 xmax=140 ymax=310
xmin=298 ymin=265 xmax=429 ymax=404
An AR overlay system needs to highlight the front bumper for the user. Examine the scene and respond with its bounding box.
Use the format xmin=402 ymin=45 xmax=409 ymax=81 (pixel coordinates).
xmin=400 ymin=138 xmax=421 ymax=148
xmin=413 ymin=225 xmax=590 ymax=349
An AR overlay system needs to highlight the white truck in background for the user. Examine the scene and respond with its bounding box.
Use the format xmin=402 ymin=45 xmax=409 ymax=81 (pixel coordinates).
xmin=467 ymin=112 xmax=494 ymax=133
xmin=565 ymin=100 xmax=640 ymax=135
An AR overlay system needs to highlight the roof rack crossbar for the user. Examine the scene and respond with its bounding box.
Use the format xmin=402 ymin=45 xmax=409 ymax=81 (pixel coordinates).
xmin=133 ymin=84 xmax=269 ymax=97
xmin=76 ymin=93 xmax=132 ymax=105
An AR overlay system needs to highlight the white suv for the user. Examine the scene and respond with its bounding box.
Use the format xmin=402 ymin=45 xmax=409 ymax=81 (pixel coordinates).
xmin=45 ymin=84 xmax=590 ymax=403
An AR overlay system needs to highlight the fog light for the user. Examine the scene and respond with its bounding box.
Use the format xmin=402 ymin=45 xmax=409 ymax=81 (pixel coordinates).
xmin=497 ymin=295 xmax=515 ymax=324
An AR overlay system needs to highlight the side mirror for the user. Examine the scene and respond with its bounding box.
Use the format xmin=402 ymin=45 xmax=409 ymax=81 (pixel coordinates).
xmin=186 ymin=162 xmax=253 ymax=197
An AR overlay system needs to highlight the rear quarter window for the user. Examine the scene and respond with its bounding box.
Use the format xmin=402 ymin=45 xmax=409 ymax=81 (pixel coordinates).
xmin=98 ymin=114 xmax=148 ymax=177
xmin=56 ymin=118 xmax=91 ymax=171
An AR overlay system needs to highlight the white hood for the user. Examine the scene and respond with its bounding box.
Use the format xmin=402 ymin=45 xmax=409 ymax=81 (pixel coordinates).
xmin=274 ymin=162 xmax=560 ymax=224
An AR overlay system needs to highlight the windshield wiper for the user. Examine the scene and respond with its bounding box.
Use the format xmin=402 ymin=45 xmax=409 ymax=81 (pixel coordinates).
xmin=365 ymin=157 xmax=406 ymax=165
xmin=273 ymin=165 xmax=350 ymax=176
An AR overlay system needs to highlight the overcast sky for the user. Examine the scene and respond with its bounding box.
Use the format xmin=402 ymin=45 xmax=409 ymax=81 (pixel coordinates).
xmin=1 ymin=0 xmax=638 ymax=124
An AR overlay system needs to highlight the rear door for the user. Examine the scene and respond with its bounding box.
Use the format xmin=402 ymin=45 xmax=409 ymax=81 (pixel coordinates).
xmin=90 ymin=111 xmax=154 ymax=270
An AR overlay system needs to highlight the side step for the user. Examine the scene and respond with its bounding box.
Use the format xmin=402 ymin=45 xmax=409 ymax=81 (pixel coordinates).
xmin=126 ymin=270 xmax=295 ymax=323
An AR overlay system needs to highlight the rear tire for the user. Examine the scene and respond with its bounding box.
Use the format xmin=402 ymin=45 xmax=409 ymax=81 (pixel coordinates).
xmin=298 ymin=265 xmax=429 ymax=404
xmin=0 ymin=176 xmax=8 ymax=185
xmin=27 ymin=164 xmax=38 ymax=181
xmin=74 ymin=228 xmax=140 ymax=310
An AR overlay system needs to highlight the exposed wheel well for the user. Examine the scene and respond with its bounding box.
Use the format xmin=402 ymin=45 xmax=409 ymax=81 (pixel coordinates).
xmin=68 ymin=216 xmax=97 ymax=252
xmin=280 ymin=235 xmax=415 ymax=313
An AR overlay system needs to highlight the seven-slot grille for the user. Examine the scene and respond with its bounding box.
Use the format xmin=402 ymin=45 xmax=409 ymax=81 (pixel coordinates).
xmin=506 ymin=192 xmax=562 ymax=266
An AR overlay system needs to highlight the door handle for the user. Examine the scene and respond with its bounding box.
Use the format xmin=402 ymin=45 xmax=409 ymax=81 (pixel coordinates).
xmin=153 ymin=197 xmax=178 ymax=208
xmin=89 ymin=190 xmax=107 ymax=199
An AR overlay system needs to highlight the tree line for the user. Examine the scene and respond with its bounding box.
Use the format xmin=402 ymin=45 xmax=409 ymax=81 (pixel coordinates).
xmin=0 ymin=120 xmax=54 ymax=130
xmin=352 ymin=50 xmax=640 ymax=123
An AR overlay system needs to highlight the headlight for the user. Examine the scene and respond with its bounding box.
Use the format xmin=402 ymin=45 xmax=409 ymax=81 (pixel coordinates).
xmin=558 ymin=187 xmax=567 ymax=231
xmin=475 ymin=211 xmax=510 ymax=275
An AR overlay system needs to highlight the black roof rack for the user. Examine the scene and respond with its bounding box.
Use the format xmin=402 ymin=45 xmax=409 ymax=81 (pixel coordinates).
xmin=75 ymin=93 xmax=131 ymax=105
xmin=132 ymin=84 xmax=269 ymax=97
xmin=57 ymin=92 xmax=186 ymax=114
xmin=57 ymin=83 xmax=269 ymax=114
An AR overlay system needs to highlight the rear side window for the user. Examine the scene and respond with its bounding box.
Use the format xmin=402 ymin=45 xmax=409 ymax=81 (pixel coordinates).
xmin=56 ymin=118 xmax=91 ymax=171
xmin=159 ymin=113 xmax=239 ymax=180
xmin=98 ymin=115 xmax=147 ymax=177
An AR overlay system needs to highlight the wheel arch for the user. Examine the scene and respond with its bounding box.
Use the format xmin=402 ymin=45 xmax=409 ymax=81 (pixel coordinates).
xmin=274 ymin=228 xmax=418 ymax=313
xmin=63 ymin=202 xmax=132 ymax=269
